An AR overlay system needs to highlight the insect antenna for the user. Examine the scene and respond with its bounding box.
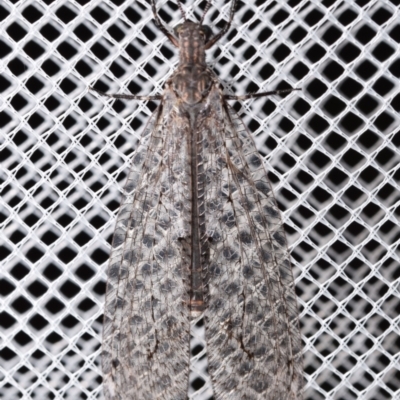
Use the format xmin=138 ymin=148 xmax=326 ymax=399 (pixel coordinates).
xmin=177 ymin=0 xmax=186 ymax=21
xmin=199 ymin=1 xmax=212 ymax=26
xmin=150 ymin=0 xmax=179 ymax=47
xmin=204 ymin=0 xmax=239 ymax=49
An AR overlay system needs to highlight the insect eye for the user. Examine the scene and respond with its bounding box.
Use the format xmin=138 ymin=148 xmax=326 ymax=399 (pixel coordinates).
xmin=174 ymin=24 xmax=183 ymax=36
xmin=200 ymin=25 xmax=212 ymax=42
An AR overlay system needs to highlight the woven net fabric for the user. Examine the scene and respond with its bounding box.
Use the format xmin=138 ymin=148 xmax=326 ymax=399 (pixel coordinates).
xmin=1 ymin=0 xmax=399 ymax=399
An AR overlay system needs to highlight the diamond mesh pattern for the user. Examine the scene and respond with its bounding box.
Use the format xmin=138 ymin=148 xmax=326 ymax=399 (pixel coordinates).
xmin=1 ymin=0 xmax=400 ymax=399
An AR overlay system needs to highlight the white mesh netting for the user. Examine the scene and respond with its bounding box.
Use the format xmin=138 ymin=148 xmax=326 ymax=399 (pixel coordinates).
xmin=1 ymin=0 xmax=400 ymax=399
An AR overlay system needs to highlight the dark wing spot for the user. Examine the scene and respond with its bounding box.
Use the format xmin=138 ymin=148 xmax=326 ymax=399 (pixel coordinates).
xmin=108 ymin=263 xmax=120 ymax=279
xmin=229 ymin=316 xmax=242 ymax=328
xmin=240 ymin=196 xmax=255 ymax=212
xmin=163 ymin=315 xmax=177 ymax=329
xmin=132 ymin=152 xmax=145 ymax=166
xmin=224 ymin=281 xmax=241 ymax=295
xmin=174 ymin=201 xmax=183 ymax=211
xmin=118 ymin=266 xmax=128 ymax=279
xmin=209 ymin=263 xmax=221 ymax=277
xmin=279 ymin=258 xmax=291 ymax=280
xmin=207 ymin=198 xmax=223 ymax=211
xmin=220 ymin=183 xmax=237 ymax=198
xmin=130 ymin=315 xmax=143 ymax=325
xmin=259 ymin=284 xmax=268 ymax=296
xmin=223 ymin=246 xmax=239 ymax=261
xmin=262 ymin=318 xmax=273 ymax=331
xmin=158 ymin=218 xmax=171 ymax=230
xmin=261 ymin=248 xmax=272 ymax=262
xmin=112 ymin=357 xmax=120 ymax=369
xmin=249 ymin=154 xmax=262 ymax=167
xmin=263 ymin=205 xmax=279 ymax=218
xmin=210 ymin=297 xmax=225 ymax=311
xmin=211 ymin=331 xmax=227 ymax=346
xmin=159 ymin=341 xmax=170 ymax=353
xmin=141 ymin=262 xmax=160 ymax=275
xmin=221 ymin=211 xmax=236 ymax=228
xmin=112 ymin=229 xmax=125 ymax=247
xmin=159 ymin=374 xmax=172 ymax=390
xmin=238 ymin=361 xmax=253 ymax=375
xmin=156 ymin=246 xmax=175 ymax=260
xmin=208 ymin=230 xmax=222 ymax=243
xmin=123 ymin=250 xmax=137 ymax=263
xmin=277 ymin=303 xmax=285 ymax=314
xmin=116 ymin=296 xmax=126 ymax=309
xmin=128 ymin=216 xmax=140 ymax=229
xmin=221 ymin=344 xmax=236 ymax=357
xmin=141 ymin=263 xmax=151 ymax=275
xmin=132 ymin=279 xmax=144 ymax=290
xmin=273 ymin=231 xmax=287 ymax=247
xmin=222 ymin=377 xmax=238 ymax=391
xmin=142 ymin=235 xmax=153 ymax=248
xmin=255 ymin=181 xmax=271 ymax=195
xmin=144 ymin=297 xmax=160 ymax=310
xmin=125 ymin=179 xmax=137 ymax=193
xmin=242 ymin=264 xmax=254 ymax=279
xmin=217 ymin=156 xmax=227 ymax=167
xmin=254 ymin=212 xmax=263 ymax=226
xmin=102 ymin=351 xmax=112 ymax=373
xmin=161 ymin=278 xmax=175 ymax=292
xmin=254 ymin=345 xmax=267 ymax=357
xmin=142 ymin=199 xmax=154 ymax=212
xmin=239 ymin=231 xmax=253 ymax=245
xmin=251 ymin=374 xmax=270 ymax=394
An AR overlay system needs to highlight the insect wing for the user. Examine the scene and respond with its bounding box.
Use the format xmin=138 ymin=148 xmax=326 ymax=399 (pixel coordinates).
xmin=201 ymin=88 xmax=303 ymax=399
xmin=102 ymin=90 xmax=192 ymax=400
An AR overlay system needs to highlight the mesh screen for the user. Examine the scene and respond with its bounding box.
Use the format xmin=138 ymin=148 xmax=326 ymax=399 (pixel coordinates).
xmin=1 ymin=0 xmax=400 ymax=399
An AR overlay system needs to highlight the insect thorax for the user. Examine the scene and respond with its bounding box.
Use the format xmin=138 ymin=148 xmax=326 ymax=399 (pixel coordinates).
xmin=167 ymin=21 xmax=217 ymax=106
xmin=171 ymin=65 xmax=215 ymax=106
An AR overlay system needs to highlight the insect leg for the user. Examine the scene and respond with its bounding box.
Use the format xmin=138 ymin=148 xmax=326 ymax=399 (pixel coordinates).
xmin=224 ymin=88 xmax=301 ymax=101
xmin=90 ymin=86 xmax=162 ymax=101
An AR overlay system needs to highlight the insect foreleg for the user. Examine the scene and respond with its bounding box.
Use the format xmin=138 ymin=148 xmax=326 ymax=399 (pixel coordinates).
xmin=90 ymin=86 xmax=162 ymax=101
xmin=224 ymin=87 xmax=301 ymax=101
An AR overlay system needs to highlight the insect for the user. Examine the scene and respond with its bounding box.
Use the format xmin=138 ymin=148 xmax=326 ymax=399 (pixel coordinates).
xmin=91 ymin=0 xmax=303 ymax=399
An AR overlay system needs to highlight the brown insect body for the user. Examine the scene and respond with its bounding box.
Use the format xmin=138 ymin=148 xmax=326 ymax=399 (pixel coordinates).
xmin=92 ymin=1 xmax=303 ymax=399
xmin=168 ymin=21 xmax=222 ymax=317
